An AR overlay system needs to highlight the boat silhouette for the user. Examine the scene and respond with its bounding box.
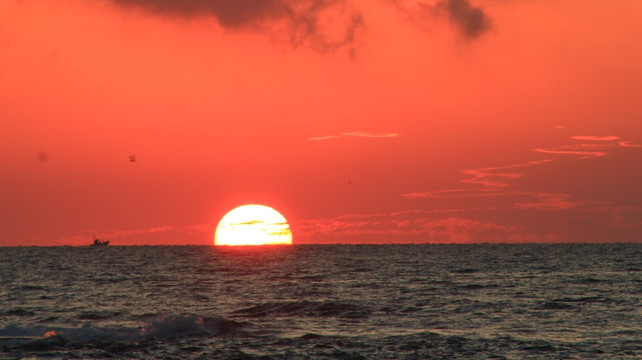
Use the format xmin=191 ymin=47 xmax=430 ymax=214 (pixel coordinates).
xmin=91 ymin=236 xmax=109 ymax=247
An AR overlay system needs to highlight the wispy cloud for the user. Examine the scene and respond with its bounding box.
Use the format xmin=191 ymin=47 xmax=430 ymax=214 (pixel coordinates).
xmin=300 ymin=131 xmax=641 ymax=242
xmin=530 ymin=137 xmax=625 ymax=159
xmin=452 ymin=137 xmax=636 ymax=190
xmin=610 ymin=206 xmax=642 ymax=227
xmin=458 ymin=160 xmax=552 ymax=187
xmin=533 ymin=148 xmax=609 ymax=159
xmin=460 ymin=135 xmax=633 ymax=189
xmin=513 ymin=193 xmax=581 ymax=211
xmin=308 ymin=131 xmax=400 ymax=141
xmin=402 ymin=188 xmax=502 ymax=199
xmin=619 ymin=141 xmax=642 ymax=148
xmin=232 ymin=220 xmax=266 ymax=226
xmin=462 ymin=136 xmax=623 ymax=186
xmin=572 ymin=135 xmax=619 ymax=141
xmin=460 ymin=168 xmax=524 ymax=187
xmin=404 ymin=133 xmax=640 ymax=214
xmin=403 ymin=189 xmax=584 ymax=211
xmin=292 ymin=211 xmax=512 ymax=243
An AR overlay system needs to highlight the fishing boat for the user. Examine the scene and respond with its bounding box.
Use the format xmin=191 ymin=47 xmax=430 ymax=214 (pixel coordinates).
xmin=91 ymin=236 xmax=109 ymax=247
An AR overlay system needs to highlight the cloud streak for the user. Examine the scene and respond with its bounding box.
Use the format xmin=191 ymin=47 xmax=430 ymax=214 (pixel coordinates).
xmin=292 ymin=211 xmax=512 ymax=243
xmin=619 ymin=141 xmax=642 ymax=148
xmin=533 ymin=148 xmax=609 ymax=159
xmin=513 ymin=193 xmax=581 ymax=211
xmin=403 ymin=189 xmax=584 ymax=211
xmin=403 ymin=134 xmax=640 ymax=217
xmin=462 ymin=135 xmax=629 ymax=188
xmin=402 ymin=188 xmax=502 ymax=199
xmin=458 ymin=160 xmax=552 ymax=187
xmin=572 ymin=135 xmax=619 ymax=141
xmin=308 ymin=131 xmax=400 ymax=141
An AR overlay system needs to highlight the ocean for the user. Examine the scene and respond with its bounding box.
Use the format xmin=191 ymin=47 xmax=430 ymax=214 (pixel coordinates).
xmin=1 ymin=244 xmax=640 ymax=359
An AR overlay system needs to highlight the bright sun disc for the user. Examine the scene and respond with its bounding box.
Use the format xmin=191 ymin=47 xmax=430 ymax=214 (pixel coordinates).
xmin=214 ymin=205 xmax=292 ymax=246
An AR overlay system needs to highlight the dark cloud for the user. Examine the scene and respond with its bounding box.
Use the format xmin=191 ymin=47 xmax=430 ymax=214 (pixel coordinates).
xmin=390 ymin=0 xmax=491 ymax=40
xmin=111 ymin=0 xmax=286 ymax=27
xmin=233 ymin=220 xmax=266 ymax=226
xmin=107 ymin=0 xmax=490 ymax=53
xmin=438 ymin=0 xmax=491 ymax=39
xmin=108 ymin=0 xmax=365 ymax=53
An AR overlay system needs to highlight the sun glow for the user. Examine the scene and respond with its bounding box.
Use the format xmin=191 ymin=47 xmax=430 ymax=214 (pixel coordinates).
xmin=214 ymin=205 xmax=293 ymax=246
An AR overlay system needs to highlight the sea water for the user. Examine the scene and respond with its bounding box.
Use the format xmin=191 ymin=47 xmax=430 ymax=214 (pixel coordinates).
xmin=0 ymin=244 xmax=640 ymax=359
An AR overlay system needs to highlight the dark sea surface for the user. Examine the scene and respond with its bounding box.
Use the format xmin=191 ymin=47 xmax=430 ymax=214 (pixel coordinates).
xmin=1 ymin=244 xmax=640 ymax=359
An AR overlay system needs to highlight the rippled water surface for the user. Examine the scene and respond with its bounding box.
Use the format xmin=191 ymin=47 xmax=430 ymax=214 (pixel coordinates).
xmin=1 ymin=244 xmax=640 ymax=359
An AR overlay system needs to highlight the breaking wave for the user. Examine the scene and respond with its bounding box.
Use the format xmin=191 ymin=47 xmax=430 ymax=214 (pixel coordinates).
xmin=0 ymin=314 xmax=241 ymax=348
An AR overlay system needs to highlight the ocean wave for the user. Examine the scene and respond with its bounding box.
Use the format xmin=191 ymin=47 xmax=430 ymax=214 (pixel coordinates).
xmin=17 ymin=284 xmax=47 ymax=291
xmin=3 ymin=308 xmax=35 ymax=317
xmin=535 ymin=301 xmax=577 ymax=310
xmin=0 ymin=314 xmax=241 ymax=348
xmin=552 ymin=296 xmax=611 ymax=304
xmin=142 ymin=314 xmax=241 ymax=338
xmin=451 ymin=268 xmax=480 ymax=274
xmin=456 ymin=283 xmax=499 ymax=290
xmin=78 ymin=310 xmax=123 ymax=320
xmin=232 ymin=301 xmax=372 ymax=319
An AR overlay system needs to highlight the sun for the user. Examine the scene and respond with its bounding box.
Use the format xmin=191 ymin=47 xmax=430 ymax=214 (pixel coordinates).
xmin=214 ymin=205 xmax=293 ymax=246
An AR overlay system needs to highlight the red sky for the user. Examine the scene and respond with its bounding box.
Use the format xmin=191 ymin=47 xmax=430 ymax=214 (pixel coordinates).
xmin=1 ymin=0 xmax=641 ymax=245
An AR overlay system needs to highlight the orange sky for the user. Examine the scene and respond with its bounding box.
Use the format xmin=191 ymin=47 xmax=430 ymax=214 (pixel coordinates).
xmin=1 ymin=0 xmax=641 ymax=245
